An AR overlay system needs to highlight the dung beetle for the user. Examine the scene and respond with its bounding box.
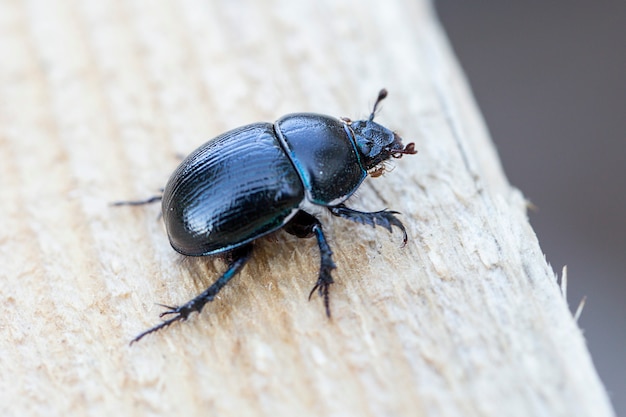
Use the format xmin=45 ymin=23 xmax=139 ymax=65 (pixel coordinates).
xmin=115 ymin=89 xmax=417 ymax=343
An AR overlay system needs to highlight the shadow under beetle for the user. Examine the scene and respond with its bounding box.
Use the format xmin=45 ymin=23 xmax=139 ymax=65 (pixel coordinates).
xmin=115 ymin=89 xmax=417 ymax=343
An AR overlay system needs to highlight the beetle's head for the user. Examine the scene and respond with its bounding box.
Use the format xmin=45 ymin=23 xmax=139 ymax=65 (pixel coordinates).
xmin=347 ymin=89 xmax=417 ymax=172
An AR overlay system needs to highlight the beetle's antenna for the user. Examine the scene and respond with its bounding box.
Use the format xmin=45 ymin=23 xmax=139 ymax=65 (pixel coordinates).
xmin=369 ymin=88 xmax=388 ymax=121
xmin=391 ymin=142 xmax=418 ymax=158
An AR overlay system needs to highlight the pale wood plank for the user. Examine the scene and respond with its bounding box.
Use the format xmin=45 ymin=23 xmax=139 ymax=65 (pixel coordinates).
xmin=0 ymin=0 xmax=614 ymax=416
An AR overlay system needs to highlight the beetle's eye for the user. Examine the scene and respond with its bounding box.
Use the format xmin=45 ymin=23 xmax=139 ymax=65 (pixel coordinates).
xmin=359 ymin=141 xmax=372 ymax=155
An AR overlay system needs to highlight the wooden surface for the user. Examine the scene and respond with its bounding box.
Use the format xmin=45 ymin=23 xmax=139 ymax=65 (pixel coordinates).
xmin=0 ymin=1 xmax=615 ymax=416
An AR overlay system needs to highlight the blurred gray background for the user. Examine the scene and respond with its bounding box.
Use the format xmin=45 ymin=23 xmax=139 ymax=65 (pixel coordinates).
xmin=435 ymin=1 xmax=625 ymax=413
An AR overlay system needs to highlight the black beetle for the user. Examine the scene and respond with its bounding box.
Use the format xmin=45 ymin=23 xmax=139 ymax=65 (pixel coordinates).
xmin=115 ymin=89 xmax=416 ymax=343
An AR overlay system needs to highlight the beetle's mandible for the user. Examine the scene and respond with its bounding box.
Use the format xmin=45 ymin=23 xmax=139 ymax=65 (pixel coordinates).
xmin=115 ymin=89 xmax=417 ymax=343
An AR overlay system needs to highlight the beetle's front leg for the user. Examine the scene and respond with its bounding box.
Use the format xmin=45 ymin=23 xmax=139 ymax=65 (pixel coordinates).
xmin=328 ymin=204 xmax=408 ymax=245
xmin=284 ymin=210 xmax=336 ymax=318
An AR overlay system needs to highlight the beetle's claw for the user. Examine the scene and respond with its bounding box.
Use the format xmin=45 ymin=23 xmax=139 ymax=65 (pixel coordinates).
xmin=368 ymin=209 xmax=408 ymax=245
xmin=130 ymin=314 xmax=185 ymax=345
xmin=158 ymin=303 xmax=196 ymax=320
xmin=307 ymin=282 xmax=322 ymax=301
xmin=384 ymin=212 xmax=408 ymax=247
xmin=329 ymin=205 xmax=408 ymax=246
xmin=308 ymin=280 xmax=332 ymax=318
xmin=129 ymin=303 xmax=194 ymax=344
xmin=155 ymin=302 xmax=177 ymax=311
xmin=159 ymin=309 xmax=179 ymax=318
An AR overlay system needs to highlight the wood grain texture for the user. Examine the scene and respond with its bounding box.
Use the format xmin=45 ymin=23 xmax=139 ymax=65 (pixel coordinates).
xmin=0 ymin=0 xmax=615 ymax=416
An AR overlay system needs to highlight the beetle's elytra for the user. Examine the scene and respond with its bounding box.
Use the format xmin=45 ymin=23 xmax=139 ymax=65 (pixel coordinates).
xmin=115 ymin=89 xmax=417 ymax=343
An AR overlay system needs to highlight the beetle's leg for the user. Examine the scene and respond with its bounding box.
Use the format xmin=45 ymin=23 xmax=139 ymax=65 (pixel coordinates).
xmin=112 ymin=193 xmax=164 ymax=221
xmin=111 ymin=190 xmax=163 ymax=206
xmin=284 ymin=211 xmax=336 ymax=318
xmin=130 ymin=243 xmax=253 ymax=344
xmin=328 ymin=204 xmax=408 ymax=246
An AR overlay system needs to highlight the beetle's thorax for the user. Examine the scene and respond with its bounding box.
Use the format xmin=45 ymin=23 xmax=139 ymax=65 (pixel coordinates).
xmin=275 ymin=114 xmax=367 ymax=206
